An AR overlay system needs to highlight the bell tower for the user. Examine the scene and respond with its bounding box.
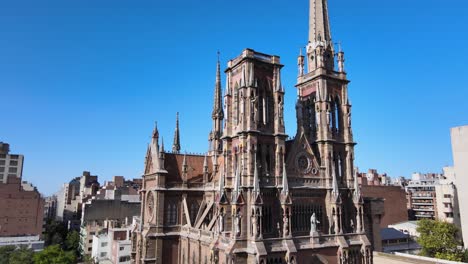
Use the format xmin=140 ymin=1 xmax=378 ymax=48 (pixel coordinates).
xmin=223 ymin=49 xmax=286 ymax=188
xmin=296 ymin=0 xmax=355 ymax=190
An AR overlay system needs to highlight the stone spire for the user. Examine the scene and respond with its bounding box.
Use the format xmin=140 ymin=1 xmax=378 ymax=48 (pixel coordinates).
xmin=147 ymin=122 xmax=161 ymax=173
xmin=160 ymin=137 xmax=165 ymax=153
xmin=281 ymin=162 xmax=289 ymax=195
xmin=353 ymin=168 xmax=361 ymax=201
xmin=212 ymin=52 xmax=224 ymax=119
xmin=232 ymin=162 xmax=242 ymax=203
xmin=307 ymin=0 xmax=335 ymax=72
xmin=209 ymin=53 xmax=224 ymax=155
xmin=309 ymin=0 xmax=332 ymax=45
xmin=253 ymin=155 xmax=260 ymax=195
xmin=331 ymin=159 xmax=339 ymax=199
xmin=172 ymin=112 xmax=181 ymax=153
xmin=219 ymin=167 xmax=225 ymax=193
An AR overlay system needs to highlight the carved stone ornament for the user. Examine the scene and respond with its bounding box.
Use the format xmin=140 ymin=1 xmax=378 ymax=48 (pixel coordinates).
xmin=295 ymin=152 xmax=313 ymax=174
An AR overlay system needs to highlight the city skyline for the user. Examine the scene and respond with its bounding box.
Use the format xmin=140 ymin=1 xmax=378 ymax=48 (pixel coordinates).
xmin=2 ymin=0 xmax=468 ymax=195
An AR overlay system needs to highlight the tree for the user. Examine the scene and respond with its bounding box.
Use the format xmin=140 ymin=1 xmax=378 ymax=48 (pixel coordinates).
xmin=43 ymin=220 xmax=68 ymax=247
xmin=65 ymin=231 xmax=80 ymax=256
xmin=417 ymin=219 xmax=464 ymax=261
xmin=33 ymin=245 xmax=76 ymax=264
xmin=9 ymin=247 xmax=34 ymax=264
xmin=0 ymin=245 xmax=16 ymax=264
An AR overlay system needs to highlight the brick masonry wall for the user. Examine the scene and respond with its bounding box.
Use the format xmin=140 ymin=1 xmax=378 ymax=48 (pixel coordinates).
xmin=362 ymin=185 xmax=408 ymax=227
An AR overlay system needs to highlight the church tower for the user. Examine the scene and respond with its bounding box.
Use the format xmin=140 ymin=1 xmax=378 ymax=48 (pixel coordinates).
xmin=209 ymin=53 xmax=224 ymax=156
xmin=134 ymin=1 xmax=373 ymax=263
xmin=295 ymin=0 xmax=355 ymax=195
xmin=223 ymin=49 xmax=287 ymax=189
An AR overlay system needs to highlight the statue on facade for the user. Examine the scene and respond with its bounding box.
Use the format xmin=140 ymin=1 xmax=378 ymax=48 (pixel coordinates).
xmin=218 ymin=213 xmax=224 ymax=233
xmin=252 ymin=213 xmax=258 ymax=238
xmin=235 ymin=212 xmax=241 ymax=237
xmin=278 ymin=99 xmax=284 ymax=125
xmin=283 ymin=216 xmax=290 ymax=237
xmin=310 ymin=213 xmax=320 ymax=233
xmin=347 ymin=112 xmax=352 ymax=127
xmin=276 ymin=222 xmax=282 ymax=237
xmin=250 ymin=93 xmax=257 ymax=123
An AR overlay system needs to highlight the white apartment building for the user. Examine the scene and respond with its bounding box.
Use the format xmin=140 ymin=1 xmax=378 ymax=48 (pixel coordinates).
xmin=451 ymin=125 xmax=468 ymax=248
xmin=406 ymin=171 xmax=460 ymax=225
xmin=91 ymin=222 xmax=133 ymax=264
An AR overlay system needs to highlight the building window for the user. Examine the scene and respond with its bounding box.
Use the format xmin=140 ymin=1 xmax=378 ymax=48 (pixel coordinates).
xmin=166 ymin=203 xmax=178 ymax=225
xmin=8 ymin=167 xmax=17 ymax=173
xmin=119 ymin=246 xmax=124 ymax=251
xmin=262 ymin=206 xmax=273 ymax=233
xmin=9 ymin=160 xmax=18 ymax=166
xmin=9 ymin=155 xmax=19 ymax=159
xmin=0 ymin=154 xmax=6 ymax=158
xmin=119 ymin=256 xmax=131 ymax=262
xmin=101 ymin=242 xmax=108 ymax=247
xmin=0 ymin=160 xmax=5 ymax=165
xmin=0 ymin=167 xmax=4 ymax=172
xmin=190 ymin=202 xmax=199 ymax=225
xmin=100 ymin=252 xmax=107 ymax=257
xmin=88 ymin=239 xmax=92 ymax=243
xmin=292 ymin=204 xmax=323 ymax=232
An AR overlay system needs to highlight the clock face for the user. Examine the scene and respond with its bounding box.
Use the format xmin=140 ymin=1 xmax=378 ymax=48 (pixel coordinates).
xmin=295 ymin=152 xmax=312 ymax=174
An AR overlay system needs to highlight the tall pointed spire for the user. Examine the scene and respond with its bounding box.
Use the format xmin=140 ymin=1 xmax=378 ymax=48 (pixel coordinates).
xmin=253 ymin=155 xmax=260 ymax=195
xmin=152 ymin=122 xmax=159 ymax=139
xmin=281 ymin=162 xmax=289 ymax=194
xmin=331 ymin=160 xmax=339 ymax=198
xmin=353 ymin=168 xmax=361 ymax=200
xmin=172 ymin=112 xmax=181 ymax=153
xmin=218 ymin=167 xmax=225 ymax=193
xmin=209 ymin=53 xmax=224 ymax=155
xmin=307 ymin=0 xmax=335 ymax=72
xmin=212 ymin=52 xmax=224 ymax=119
xmin=309 ymin=0 xmax=332 ymax=45
xmin=160 ymin=137 xmax=165 ymax=153
xmin=147 ymin=122 xmax=161 ymax=173
xmin=232 ymin=162 xmax=241 ymax=202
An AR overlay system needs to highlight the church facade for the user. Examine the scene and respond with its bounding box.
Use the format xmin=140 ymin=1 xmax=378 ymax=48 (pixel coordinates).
xmin=132 ymin=0 xmax=373 ymax=263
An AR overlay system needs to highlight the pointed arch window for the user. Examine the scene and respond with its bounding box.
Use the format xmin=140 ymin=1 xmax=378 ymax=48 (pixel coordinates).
xmin=190 ymin=202 xmax=199 ymax=225
xmin=333 ymin=96 xmax=341 ymax=132
xmin=166 ymin=202 xmax=178 ymax=225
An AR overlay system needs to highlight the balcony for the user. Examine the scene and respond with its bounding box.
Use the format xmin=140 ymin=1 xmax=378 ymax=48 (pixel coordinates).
xmin=412 ymin=208 xmax=434 ymax=212
xmin=443 ymin=207 xmax=453 ymax=213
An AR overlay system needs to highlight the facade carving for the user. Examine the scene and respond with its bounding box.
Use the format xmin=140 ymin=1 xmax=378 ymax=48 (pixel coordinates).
xmin=133 ymin=0 xmax=373 ymax=263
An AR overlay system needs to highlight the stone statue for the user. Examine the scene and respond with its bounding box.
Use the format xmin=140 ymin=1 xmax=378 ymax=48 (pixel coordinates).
xmin=276 ymin=222 xmax=282 ymax=237
xmin=310 ymin=213 xmax=320 ymax=233
xmin=235 ymin=213 xmax=241 ymax=236
xmin=316 ymin=109 xmax=321 ymax=125
xmin=283 ymin=216 xmax=290 ymax=237
xmin=279 ymin=100 xmax=284 ymax=125
xmin=347 ymin=112 xmax=352 ymax=127
xmin=252 ymin=214 xmax=257 ymax=237
xmin=219 ymin=214 xmax=224 ymax=233
xmin=251 ymin=94 xmax=257 ymax=123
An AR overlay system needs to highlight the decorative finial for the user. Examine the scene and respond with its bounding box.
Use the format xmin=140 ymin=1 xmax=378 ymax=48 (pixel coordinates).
xmin=152 ymin=121 xmax=159 ymax=139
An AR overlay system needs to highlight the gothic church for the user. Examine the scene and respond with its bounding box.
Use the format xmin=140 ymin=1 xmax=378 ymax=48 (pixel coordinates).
xmin=133 ymin=0 xmax=373 ymax=263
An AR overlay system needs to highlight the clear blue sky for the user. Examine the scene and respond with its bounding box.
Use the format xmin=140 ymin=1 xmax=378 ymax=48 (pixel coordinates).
xmin=1 ymin=0 xmax=467 ymax=195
